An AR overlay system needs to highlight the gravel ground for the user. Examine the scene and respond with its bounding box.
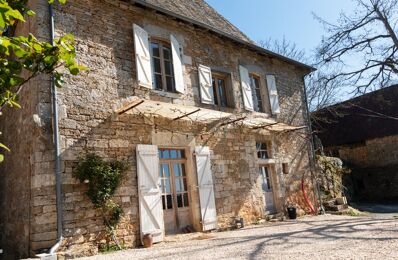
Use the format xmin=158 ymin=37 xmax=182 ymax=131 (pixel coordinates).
xmin=79 ymin=214 xmax=398 ymax=260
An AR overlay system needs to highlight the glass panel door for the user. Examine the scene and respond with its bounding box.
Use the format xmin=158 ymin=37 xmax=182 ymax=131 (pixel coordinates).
xmin=159 ymin=148 xmax=191 ymax=234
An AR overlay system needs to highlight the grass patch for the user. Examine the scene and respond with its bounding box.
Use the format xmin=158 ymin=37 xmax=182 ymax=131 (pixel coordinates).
xmin=344 ymin=206 xmax=368 ymax=217
xmin=99 ymin=244 xmax=125 ymax=254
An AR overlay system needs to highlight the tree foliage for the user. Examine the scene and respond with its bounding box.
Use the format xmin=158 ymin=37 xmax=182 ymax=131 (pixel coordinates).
xmin=0 ymin=0 xmax=84 ymax=162
xmin=315 ymin=0 xmax=398 ymax=93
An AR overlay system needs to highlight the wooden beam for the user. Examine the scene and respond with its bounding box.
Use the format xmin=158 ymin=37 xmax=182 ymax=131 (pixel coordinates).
xmin=117 ymin=100 xmax=145 ymax=115
xmin=219 ymin=116 xmax=246 ymax=127
xmin=251 ymin=122 xmax=279 ymax=130
xmin=173 ymin=109 xmax=201 ymax=121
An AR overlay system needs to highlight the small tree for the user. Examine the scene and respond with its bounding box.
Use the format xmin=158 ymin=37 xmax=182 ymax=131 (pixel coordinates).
xmin=74 ymin=153 xmax=127 ymax=250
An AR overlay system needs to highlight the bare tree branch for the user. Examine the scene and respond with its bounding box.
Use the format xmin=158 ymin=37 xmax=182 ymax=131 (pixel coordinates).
xmin=315 ymin=0 xmax=398 ymax=93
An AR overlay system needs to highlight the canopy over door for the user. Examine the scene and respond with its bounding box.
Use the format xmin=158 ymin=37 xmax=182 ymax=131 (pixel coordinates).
xmin=195 ymin=146 xmax=218 ymax=231
xmin=136 ymin=144 xmax=164 ymax=243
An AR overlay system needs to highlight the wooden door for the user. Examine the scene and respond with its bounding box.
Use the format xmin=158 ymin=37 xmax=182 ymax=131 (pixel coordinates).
xmin=260 ymin=166 xmax=277 ymax=213
xmin=159 ymin=148 xmax=191 ymax=234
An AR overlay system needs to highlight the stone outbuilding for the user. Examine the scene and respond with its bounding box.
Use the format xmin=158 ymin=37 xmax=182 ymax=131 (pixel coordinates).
xmin=312 ymin=84 xmax=398 ymax=202
xmin=0 ymin=0 xmax=317 ymax=258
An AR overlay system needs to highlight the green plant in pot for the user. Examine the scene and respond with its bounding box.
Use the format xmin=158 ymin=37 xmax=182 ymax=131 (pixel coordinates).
xmin=74 ymin=153 xmax=128 ymax=250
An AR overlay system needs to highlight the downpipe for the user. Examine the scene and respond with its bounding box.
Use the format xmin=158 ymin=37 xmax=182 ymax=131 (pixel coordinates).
xmin=48 ymin=2 xmax=64 ymax=256
xmin=302 ymin=74 xmax=324 ymax=215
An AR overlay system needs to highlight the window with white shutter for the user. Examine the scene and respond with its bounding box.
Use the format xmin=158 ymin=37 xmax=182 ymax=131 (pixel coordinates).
xmin=266 ymin=74 xmax=281 ymax=115
xmin=136 ymin=144 xmax=164 ymax=244
xmin=195 ymin=146 xmax=218 ymax=231
xmin=133 ymin=24 xmax=152 ymax=88
xmin=150 ymin=40 xmax=175 ymax=92
xmin=170 ymin=35 xmax=184 ymax=94
xmin=239 ymin=65 xmax=254 ymax=111
xmin=198 ymin=65 xmax=214 ymax=104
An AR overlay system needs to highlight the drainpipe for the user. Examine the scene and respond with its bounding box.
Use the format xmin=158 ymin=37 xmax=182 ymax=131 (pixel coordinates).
xmin=302 ymin=74 xmax=324 ymax=215
xmin=49 ymin=2 xmax=64 ymax=254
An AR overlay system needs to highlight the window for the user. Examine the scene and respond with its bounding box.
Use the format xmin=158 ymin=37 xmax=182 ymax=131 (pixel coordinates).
xmin=250 ymin=74 xmax=264 ymax=112
xmin=256 ymin=142 xmax=270 ymax=159
xmin=212 ymin=72 xmax=233 ymax=108
xmin=150 ymin=41 xmax=175 ymax=92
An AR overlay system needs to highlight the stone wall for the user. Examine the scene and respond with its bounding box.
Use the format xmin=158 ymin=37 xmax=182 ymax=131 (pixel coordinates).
xmin=0 ymin=0 xmax=314 ymax=258
xmin=336 ymin=135 xmax=398 ymax=168
xmin=329 ymin=135 xmax=398 ymax=203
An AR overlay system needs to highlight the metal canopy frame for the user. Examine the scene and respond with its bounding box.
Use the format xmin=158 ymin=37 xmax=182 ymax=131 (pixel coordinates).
xmin=115 ymin=97 xmax=306 ymax=132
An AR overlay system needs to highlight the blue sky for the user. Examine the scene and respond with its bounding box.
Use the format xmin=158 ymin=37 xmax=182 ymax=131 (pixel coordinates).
xmin=205 ymin=0 xmax=357 ymax=56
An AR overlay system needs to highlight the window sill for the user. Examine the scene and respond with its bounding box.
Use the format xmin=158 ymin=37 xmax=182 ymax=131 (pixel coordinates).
xmin=250 ymin=110 xmax=272 ymax=118
xmin=258 ymin=158 xmax=276 ymax=164
xmin=151 ymin=89 xmax=182 ymax=99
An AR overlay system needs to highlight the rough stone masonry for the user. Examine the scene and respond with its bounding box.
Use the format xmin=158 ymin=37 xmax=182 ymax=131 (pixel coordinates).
xmin=0 ymin=0 xmax=316 ymax=258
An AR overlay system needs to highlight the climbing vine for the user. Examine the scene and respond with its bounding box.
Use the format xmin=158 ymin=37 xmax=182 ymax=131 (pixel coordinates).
xmin=316 ymin=155 xmax=350 ymax=199
xmin=74 ymin=153 xmax=127 ymax=249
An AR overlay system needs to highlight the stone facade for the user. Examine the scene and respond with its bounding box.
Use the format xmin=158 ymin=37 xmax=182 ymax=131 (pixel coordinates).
xmin=0 ymin=0 xmax=315 ymax=258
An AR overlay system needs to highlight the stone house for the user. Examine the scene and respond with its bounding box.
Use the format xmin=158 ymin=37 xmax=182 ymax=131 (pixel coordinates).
xmin=312 ymin=84 xmax=398 ymax=202
xmin=0 ymin=0 xmax=316 ymax=258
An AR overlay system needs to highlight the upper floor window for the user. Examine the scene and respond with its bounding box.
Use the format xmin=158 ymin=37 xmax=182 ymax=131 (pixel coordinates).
xmin=239 ymin=65 xmax=280 ymax=115
xmin=250 ymin=74 xmax=264 ymax=112
xmin=151 ymin=41 xmax=175 ymax=92
xmin=256 ymin=142 xmax=270 ymax=159
xmin=212 ymin=72 xmax=232 ymax=108
xmin=198 ymin=65 xmax=234 ymax=109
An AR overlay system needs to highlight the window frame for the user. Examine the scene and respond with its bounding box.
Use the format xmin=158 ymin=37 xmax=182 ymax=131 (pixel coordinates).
xmin=249 ymin=73 xmax=264 ymax=112
xmin=211 ymin=71 xmax=234 ymax=109
xmin=256 ymin=141 xmax=271 ymax=159
xmin=150 ymin=39 xmax=176 ymax=92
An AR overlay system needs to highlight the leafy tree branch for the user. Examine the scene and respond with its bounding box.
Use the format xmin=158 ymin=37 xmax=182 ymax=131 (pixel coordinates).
xmin=0 ymin=0 xmax=85 ymax=162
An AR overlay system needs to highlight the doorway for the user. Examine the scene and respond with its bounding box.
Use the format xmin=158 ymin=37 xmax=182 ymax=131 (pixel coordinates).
xmin=259 ymin=166 xmax=276 ymax=213
xmin=159 ymin=148 xmax=192 ymax=234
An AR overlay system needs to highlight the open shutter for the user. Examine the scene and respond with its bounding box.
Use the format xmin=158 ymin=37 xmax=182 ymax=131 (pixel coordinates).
xmin=170 ymin=35 xmax=184 ymax=94
xmin=266 ymin=74 xmax=281 ymax=114
xmin=133 ymin=24 xmax=152 ymax=88
xmin=136 ymin=144 xmax=164 ymax=244
xmin=239 ymin=65 xmax=254 ymax=111
xmin=195 ymin=146 xmax=218 ymax=231
xmin=198 ymin=65 xmax=214 ymax=104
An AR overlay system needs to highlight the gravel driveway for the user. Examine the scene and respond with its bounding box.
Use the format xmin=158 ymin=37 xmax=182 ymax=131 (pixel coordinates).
xmin=79 ymin=214 xmax=398 ymax=260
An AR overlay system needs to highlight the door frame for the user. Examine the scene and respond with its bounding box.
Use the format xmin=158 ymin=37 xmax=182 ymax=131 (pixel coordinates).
xmin=158 ymin=146 xmax=194 ymax=234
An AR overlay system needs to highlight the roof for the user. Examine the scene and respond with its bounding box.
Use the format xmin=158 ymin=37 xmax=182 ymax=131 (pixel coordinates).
xmin=137 ymin=0 xmax=252 ymax=43
xmin=312 ymin=84 xmax=398 ymax=147
xmin=131 ymin=0 xmax=315 ymax=72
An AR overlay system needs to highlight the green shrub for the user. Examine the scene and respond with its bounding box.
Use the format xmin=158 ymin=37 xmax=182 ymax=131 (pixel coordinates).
xmin=74 ymin=153 xmax=128 ymax=249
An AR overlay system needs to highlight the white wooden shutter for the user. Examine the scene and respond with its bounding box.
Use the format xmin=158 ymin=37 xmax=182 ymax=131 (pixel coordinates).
xmin=266 ymin=74 xmax=281 ymax=114
xmin=195 ymin=146 xmax=218 ymax=231
xmin=239 ymin=65 xmax=254 ymax=111
xmin=198 ymin=65 xmax=214 ymax=104
xmin=133 ymin=24 xmax=152 ymax=88
xmin=136 ymin=144 xmax=164 ymax=244
xmin=170 ymin=35 xmax=184 ymax=94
